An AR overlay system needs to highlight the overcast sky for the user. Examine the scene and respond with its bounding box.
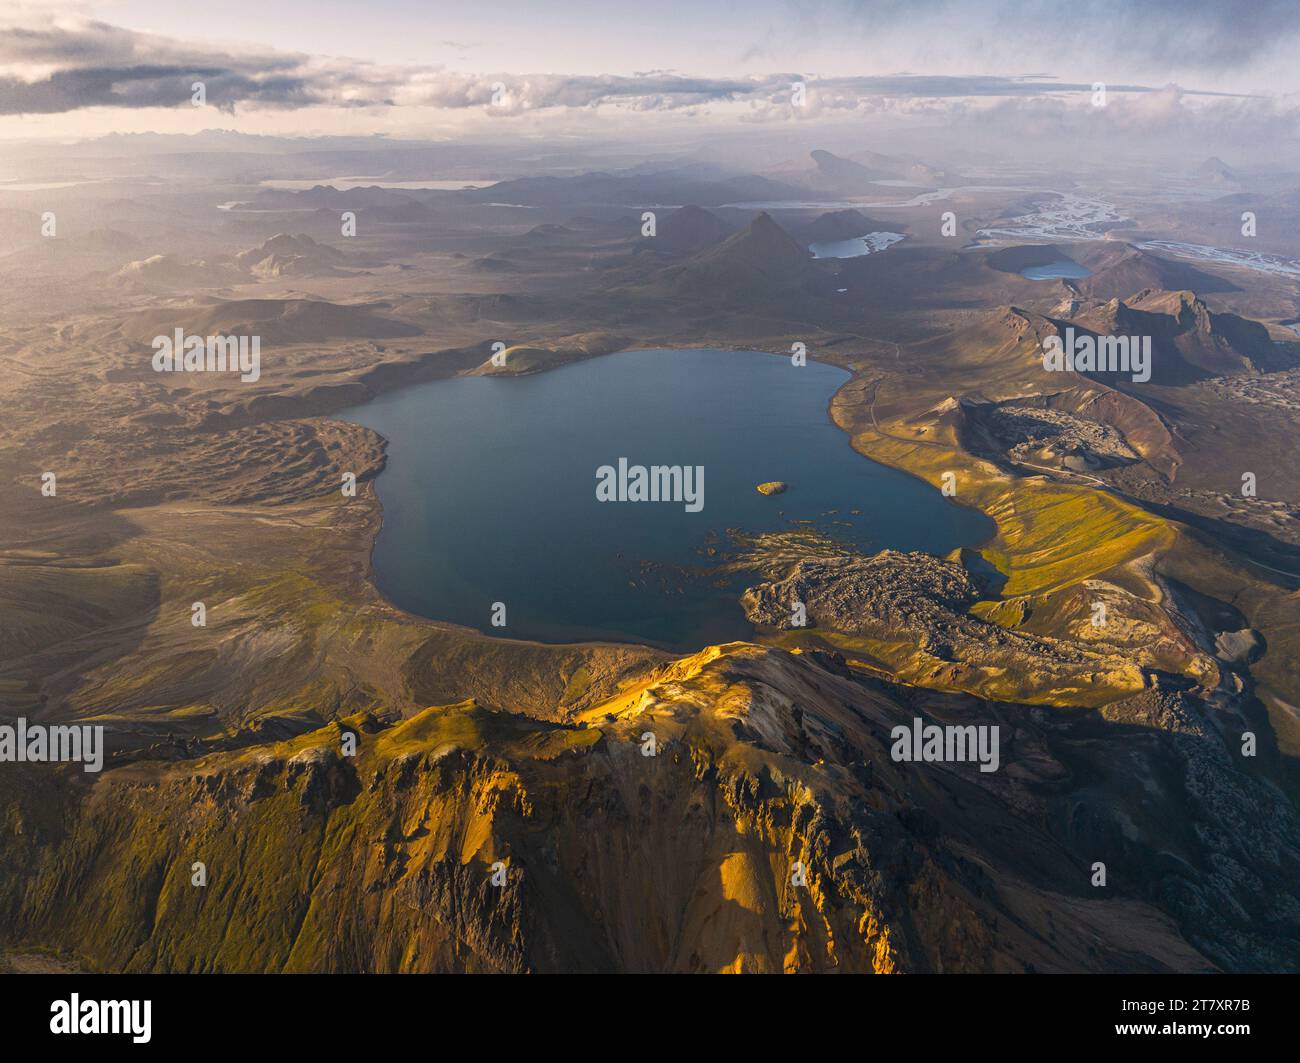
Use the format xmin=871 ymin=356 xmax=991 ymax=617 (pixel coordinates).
xmin=2 ymin=0 xmax=1298 ymax=142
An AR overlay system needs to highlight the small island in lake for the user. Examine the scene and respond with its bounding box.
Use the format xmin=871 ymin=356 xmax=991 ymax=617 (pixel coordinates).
xmin=756 ymin=481 xmax=788 ymax=496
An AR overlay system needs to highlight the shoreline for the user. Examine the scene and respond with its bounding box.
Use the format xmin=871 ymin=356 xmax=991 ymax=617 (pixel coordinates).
xmin=333 ymin=344 xmax=999 ymax=654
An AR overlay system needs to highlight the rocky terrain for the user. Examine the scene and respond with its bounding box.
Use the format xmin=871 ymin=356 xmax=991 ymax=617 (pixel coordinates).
xmin=1202 ymin=365 xmax=1300 ymax=414
xmin=735 ymin=537 xmax=1219 ymax=705
xmin=1 ymin=142 xmax=1299 ymax=975
xmin=973 ymin=403 xmax=1140 ymax=471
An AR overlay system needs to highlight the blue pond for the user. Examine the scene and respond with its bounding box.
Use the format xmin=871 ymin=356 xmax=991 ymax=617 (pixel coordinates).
xmin=1021 ymin=259 xmax=1092 ymax=280
xmin=340 ymin=348 xmax=993 ymax=649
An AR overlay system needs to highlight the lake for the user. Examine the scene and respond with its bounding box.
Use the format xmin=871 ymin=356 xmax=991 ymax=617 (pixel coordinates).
xmin=340 ymin=348 xmax=993 ymax=649
xmin=1021 ymin=259 xmax=1092 ymax=280
xmin=259 ymin=178 xmax=498 ymax=191
xmin=809 ymin=232 xmax=905 ymax=259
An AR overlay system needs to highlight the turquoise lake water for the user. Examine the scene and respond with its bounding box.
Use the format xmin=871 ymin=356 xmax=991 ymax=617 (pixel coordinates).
xmin=1021 ymin=259 xmax=1092 ymax=280
xmin=340 ymin=348 xmax=993 ymax=648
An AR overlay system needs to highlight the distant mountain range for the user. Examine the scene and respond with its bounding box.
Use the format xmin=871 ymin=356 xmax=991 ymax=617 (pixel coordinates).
xmin=767 ymin=148 xmax=954 ymax=193
xmin=117 ymin=296 xmax=420 ymax=346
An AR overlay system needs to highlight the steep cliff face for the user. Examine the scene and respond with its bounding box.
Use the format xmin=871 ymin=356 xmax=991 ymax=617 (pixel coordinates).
xmin=8 ymin=641 xmax=1288 ymax=973
xmin=3 ymin=701 xmax=892 ymax=973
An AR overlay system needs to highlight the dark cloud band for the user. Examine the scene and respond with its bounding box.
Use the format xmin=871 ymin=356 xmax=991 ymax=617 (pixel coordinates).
xmin=0 ymin=14 xmax=1267 ymax=118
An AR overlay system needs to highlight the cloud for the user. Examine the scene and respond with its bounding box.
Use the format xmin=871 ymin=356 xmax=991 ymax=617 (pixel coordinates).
xmin=948 ymin=84 xmax=1300 ymax=150
xmin=996 ymin=0 xmax=1300 ymax=69
xmin=0 ymin=11 xmax=1271 ymax=121
xmin=0 ymin=16 xmax=322 ymax=113
xmin=820 ymin=0 xmax=1300 ymax=71
xmin=0 ymin=15 xmax=761 ymax=115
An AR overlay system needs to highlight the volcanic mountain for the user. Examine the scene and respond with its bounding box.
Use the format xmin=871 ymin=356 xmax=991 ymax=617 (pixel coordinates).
xmin=1195 ymin=156 xmax=1239 ymax=185
xmin=653 ymin=205 xmax=735 ymax=256
xmin=805 ymin=148 xmax=881 ymax=192
xmin=770 ymin=149 xmax=949 ymax=195
xmin=235 ymin=233 xmax=349 ymax=278
xmin=650 ymin=212 xmax=819 ymax=301
xmin=795 ymin=209 xmax=901 ymax=245
xmin=113 ymin=253 xmax=245 ymax=290
xmin=1071 ymin=289 xmax=1280 ymax=382
xmin=1074 ymin=243 xmax=1236 ymax=299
